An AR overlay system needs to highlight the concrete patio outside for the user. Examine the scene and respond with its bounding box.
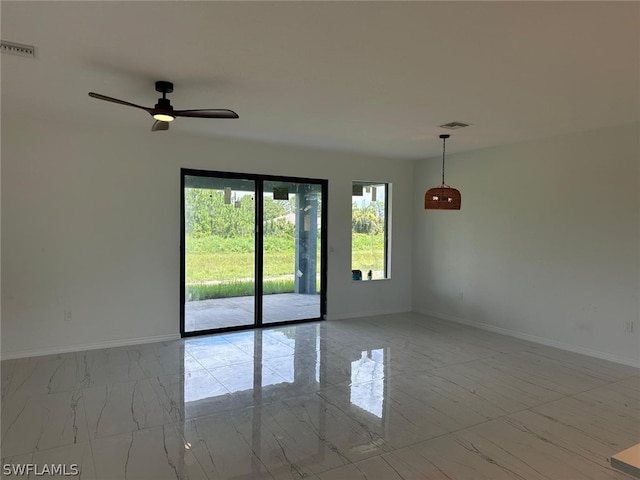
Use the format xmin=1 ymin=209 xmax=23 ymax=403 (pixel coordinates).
xmin=185 ymin=292 xmax=321 ymax=331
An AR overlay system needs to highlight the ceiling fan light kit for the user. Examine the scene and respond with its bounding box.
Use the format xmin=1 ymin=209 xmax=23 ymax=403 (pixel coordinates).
xmin=425 ymin=134 xmax=461 ymax=210
xmin=88 ymin=80 xmax=238 ymax=132
xmin=153 ymin=113 xmax=175 ymax=122
xmin=152 ymin=81 xmax=175 ymax=122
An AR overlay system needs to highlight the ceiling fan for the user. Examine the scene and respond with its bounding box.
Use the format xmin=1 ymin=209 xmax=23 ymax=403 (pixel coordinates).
xmin=88 ymin=81 xmax=238 ymax=131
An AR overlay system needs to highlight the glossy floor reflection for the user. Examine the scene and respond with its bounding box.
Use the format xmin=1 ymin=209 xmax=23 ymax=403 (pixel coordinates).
xmin=2 ymin=313 xmax=639 ymax=479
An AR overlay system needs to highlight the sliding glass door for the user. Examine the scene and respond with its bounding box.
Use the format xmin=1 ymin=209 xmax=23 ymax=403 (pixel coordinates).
xmin=262 ymin=181 xmax=323 ymax=324
xmin=181 ymin=170 xmax=327 ymax=336
xmin=182 ymin=174 xmax=256 ymax=332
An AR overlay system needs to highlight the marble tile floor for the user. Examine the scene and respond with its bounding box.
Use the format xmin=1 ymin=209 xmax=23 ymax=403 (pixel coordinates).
xmin=1 ymin=312 xmax=639 ymax=479
xmin=184 ymin=293 xmax=321 ymax=332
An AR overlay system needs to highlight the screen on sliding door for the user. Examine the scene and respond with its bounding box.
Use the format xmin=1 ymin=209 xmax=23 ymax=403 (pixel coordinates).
xmin=183 ymin=175 xmax=256 ymax=332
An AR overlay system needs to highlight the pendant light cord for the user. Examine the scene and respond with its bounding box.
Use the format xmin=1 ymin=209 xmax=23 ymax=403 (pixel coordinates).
xmin=441 ymin=135 xmax=447 ymax=185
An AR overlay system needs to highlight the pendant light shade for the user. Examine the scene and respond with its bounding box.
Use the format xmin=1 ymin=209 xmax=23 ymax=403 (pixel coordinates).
xmin=425 ymin=134 xmax=461 ymax=210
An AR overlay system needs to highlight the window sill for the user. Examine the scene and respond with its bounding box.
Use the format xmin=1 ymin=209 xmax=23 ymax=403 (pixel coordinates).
xmin=351 ymin=278 xmax=391 ymax=283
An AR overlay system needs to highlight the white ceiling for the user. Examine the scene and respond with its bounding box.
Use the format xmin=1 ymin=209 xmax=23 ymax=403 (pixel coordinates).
xmin=2 ymin=1 xmax=638 ymax=159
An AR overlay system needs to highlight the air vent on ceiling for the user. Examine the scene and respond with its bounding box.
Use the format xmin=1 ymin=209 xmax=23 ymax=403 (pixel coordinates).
xmin=439 ymin=121 xmax=470 ymax=130
xmin=1 ymin=40 xmax=35 ymax=58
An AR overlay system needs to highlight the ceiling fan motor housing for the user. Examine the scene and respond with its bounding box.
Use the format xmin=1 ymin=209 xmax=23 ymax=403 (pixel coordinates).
xmin=155 ymin=81 xmax=174 ymax=111
xmin=154 ymin=97 xmax=173 ymax=111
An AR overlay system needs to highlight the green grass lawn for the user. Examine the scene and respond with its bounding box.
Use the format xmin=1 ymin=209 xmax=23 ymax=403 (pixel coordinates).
xmin=188 ymin=278 xmax=296 ymax=301
xmin=351 ymin=233 xmax=385 ymax=273
xmin=186 ymin=235 xmax=311 ymax=282
xmin=185 ymin=233 xmax=384 ymax=299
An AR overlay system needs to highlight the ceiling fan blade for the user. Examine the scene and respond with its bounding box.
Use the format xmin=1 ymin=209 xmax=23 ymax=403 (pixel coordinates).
xmin=88 ymin=92 xmax=153 ymax=113
xmin=151 ymin=120 xmax=170 ymax=132
xmin=172 ymin=109 xmax=239 ymax=119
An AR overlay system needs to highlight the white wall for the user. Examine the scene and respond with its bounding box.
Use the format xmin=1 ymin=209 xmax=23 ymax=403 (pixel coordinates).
xmin=413 ymin=123 xmax=640 ymax=366
xmin=1 ymin=117 xmax=413 ymax=358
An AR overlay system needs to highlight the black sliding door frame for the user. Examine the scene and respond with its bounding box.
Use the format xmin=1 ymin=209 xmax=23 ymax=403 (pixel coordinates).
xmin=180 ymin=168 xmax=328 ymax=337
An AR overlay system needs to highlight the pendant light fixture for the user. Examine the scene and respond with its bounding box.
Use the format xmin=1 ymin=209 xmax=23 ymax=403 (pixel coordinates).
xmin=425 ymin=134 xmax=461 ymax=210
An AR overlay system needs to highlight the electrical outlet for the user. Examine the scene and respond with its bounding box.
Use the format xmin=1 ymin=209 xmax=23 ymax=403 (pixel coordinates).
xmin=624 ymin=320 xmax=634 ymax=333
xmin=457 ymin=292 xmax=464 ymax=301
xmin=64 ymin=310 xmax=72 ymax=322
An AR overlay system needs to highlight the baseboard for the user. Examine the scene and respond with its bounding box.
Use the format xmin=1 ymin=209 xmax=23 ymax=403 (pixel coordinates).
xmin=1 ymin=333 xmax=182 ymax=361
xmin=327 ymin=308 xmax=411 ymax=321
xmin=415 ymin=308 xmax=640 ymax=369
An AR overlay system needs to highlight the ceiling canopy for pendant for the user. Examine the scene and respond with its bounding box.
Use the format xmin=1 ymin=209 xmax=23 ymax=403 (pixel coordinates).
xmin=425 ymin=134 xmax=461 ymax=210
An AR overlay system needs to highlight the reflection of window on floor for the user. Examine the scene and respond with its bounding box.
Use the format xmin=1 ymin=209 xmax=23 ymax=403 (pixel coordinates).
xmin=185 ymin=329 xmax=327 ymax=407
xmin=316 ymin=335 xmax=320 ymax=383
xmin=350 ymin=349 xmax=385 ymax=418
xmin=262 ymin=329 xmax=295 ymax=386
xmin=184 ymin=368 xmax=247 ymax=404
xmin=263 ymin=356 xmax=294 ymax=386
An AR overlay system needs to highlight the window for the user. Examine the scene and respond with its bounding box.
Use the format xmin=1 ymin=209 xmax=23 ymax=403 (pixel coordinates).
xmin=351 ymin=181 xmax=390 ymax=280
